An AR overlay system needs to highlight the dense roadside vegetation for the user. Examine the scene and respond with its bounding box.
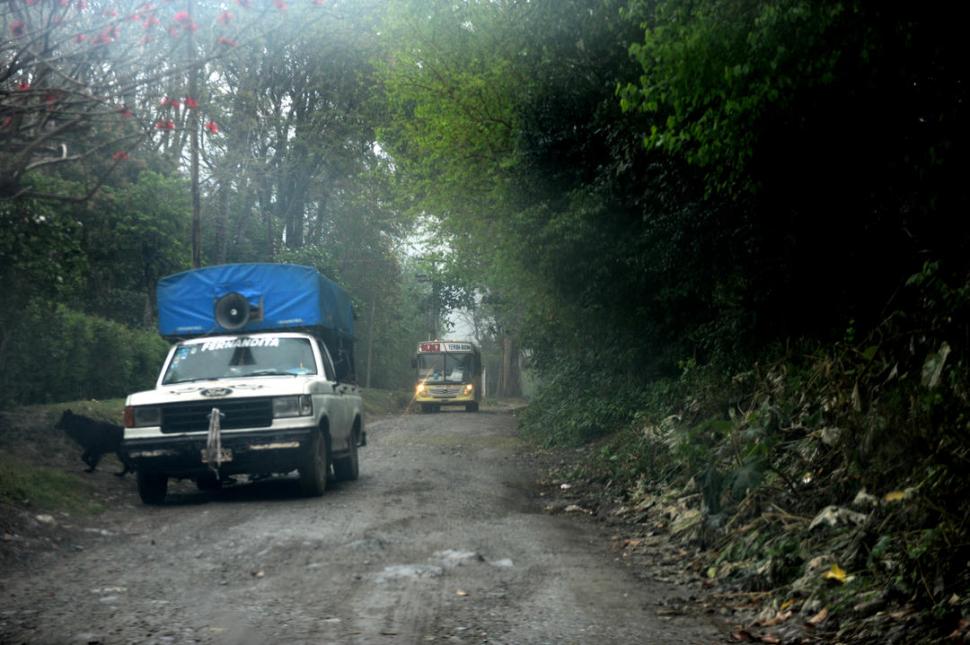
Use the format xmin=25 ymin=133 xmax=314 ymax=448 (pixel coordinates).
xmin=3 ymin=0 xmax=969 ymax=639
xmin=376 ymin=1 xmax=970 ymax=640
xmin=1 ymin=0 xmax=434 ymax=406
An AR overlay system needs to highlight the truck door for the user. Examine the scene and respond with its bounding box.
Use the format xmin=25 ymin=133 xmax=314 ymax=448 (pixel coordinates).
xmin=318 ymin=341 xmax=353 ymax=447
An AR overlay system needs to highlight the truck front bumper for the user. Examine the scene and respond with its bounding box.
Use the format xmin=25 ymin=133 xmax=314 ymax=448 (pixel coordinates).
xmin=123 ymin=428 xmax=315 ymax=477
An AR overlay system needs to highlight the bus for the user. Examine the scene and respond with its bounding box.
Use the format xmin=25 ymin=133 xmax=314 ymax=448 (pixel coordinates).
xmin=413 ymin=340 xmax=482 ymax=413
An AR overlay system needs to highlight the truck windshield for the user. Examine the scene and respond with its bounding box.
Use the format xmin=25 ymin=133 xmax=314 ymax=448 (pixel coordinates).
xmin=417 ymin=353 xmax=471 ymax=384
xmin=162 ymin=337 xmax=317 ymax=384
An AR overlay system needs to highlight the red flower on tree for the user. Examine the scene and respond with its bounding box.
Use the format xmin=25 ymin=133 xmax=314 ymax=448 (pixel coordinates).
xmin=218 ymin=10 xmax=233 ymax=24
xmin=17 ymin=81 xmax=30 ymax=91
xmin=112 ymin=151 xmax=129 ymax=161
xmin=205 ymin=120 xmax=219 ymax=135
xmin=155 ymin=119 xmax=175 ymax=130
xmin=11 ymin=20 xmax=26 ymax=37
xmin=217 ymin=36 xmax=237 ymax=47
xmin=94 ymin=26 xmax=119 ymax=44
xmin=173 ymin=10 xmax=190 ymax=23
xmin=184 ymin=97 xmax=198 ymax=109
xmin=118 ymin=106 xmax=134 ymax=118
xmin=273 ymin=0 xmax=287 ymax=10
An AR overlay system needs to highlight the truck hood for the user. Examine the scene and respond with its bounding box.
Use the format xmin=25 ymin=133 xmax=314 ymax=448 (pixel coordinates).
xmin=126 ymin=377 xmax=312 ymax=406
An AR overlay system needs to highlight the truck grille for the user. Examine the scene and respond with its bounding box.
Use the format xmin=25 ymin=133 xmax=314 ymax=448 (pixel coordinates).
xmin=160 ymin=398 xmax=274 ymax=434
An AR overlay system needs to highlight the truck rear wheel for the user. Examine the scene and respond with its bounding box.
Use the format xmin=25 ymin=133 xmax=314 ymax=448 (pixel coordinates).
xmin=333 ymin=427 xmax=360 ymax=482
xmin=137 ymin=471 xmax=168 ymax=505
xmin=299 ymin=431 xmax=330 ymax=497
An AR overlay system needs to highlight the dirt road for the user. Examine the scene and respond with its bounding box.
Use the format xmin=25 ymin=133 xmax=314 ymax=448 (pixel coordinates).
xmin=1 ymin=409 xmax=722 ymax=644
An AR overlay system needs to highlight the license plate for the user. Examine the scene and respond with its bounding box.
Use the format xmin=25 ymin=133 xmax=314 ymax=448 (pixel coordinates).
xmin=201 ymin=448 xmax=233 ymax=464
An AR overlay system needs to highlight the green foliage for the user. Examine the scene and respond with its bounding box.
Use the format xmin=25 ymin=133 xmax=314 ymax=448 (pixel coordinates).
xmin=0 ymin=302 xmax=168 ymax=407
xmin=518 ymin=358 xmax=650 ymax=447
xmin=621 ymin=0 xmax=845 ymax=194
xmin=564 ymin=266 xmax=970 ymax=614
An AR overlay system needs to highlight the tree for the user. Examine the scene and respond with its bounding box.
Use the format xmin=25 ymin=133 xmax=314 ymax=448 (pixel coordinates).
xmin=1 ymin=0 xmax=308 ymax=200
xmin=621 ymin=0 xmax=970 ymax=338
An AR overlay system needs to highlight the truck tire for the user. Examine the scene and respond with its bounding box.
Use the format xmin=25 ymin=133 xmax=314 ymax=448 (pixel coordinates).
xmin=333 ymin=427 xmax=360 ymax=482
xmin=421 ymin=404 xmax=432 ymax=414
xmin=299 ymin=430 xmax=330 ymax=497
xmin=465 ymin=402 xmax=479 ymax=412
xmin=137 ymin=471 xmax=168 ymax=505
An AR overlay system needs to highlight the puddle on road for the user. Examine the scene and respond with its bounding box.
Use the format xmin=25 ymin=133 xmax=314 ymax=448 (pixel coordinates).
xmin=433 ymin=549 xmax=484 ymax=568
xmin=375 ymin=550 xmax=515 ymax=583
xmin=375 ymin=564 xmax=444 ymax=582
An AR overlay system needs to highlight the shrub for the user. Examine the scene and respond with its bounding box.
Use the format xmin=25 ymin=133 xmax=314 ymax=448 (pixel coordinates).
xmin=0 ymin=301 xmax=168 ymax=407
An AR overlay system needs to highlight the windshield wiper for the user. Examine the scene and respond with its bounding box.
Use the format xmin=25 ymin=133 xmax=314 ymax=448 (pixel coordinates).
xmin=165 ymin=377 xmax=218 ymax=385
xmin=247 ymin=369 xmax=297 ymax=377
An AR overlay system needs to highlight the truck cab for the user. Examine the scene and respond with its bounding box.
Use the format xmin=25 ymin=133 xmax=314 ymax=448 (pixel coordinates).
xmin=122 ymin=264 xmax=364 ymax=504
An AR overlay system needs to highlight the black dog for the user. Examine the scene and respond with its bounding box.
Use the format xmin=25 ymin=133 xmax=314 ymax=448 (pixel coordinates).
xmin=56 ymin=410 xmax=133 ymax=477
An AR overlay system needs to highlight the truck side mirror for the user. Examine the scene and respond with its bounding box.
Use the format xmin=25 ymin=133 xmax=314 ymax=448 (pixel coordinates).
xmin=410 ymin=358 xmax=417 ymax=369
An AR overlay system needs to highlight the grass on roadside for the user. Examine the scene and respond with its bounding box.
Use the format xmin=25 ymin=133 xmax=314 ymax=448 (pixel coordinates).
xmin=0 ymin=454 xmax=104 ymax=515
xmin=0 ymin=399 xmax=124 ymax=516
xmin=361 ymin=388 xmax=411 ymax=417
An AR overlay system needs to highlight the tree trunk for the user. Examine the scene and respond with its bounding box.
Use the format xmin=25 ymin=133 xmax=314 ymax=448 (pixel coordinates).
xmin=364 ymin=297 xmax=376 ymax=388
xmin=213 ymin=180 xmax=229 ymax=264
xmin=499 ymin=335 xmax=522 ymax=398
xmin=187 ymin=0 xmax=201 ymax=268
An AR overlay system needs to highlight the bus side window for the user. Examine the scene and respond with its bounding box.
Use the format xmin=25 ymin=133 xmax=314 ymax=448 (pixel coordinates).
xmin=319 ymin=343 xmax=337 ymax=381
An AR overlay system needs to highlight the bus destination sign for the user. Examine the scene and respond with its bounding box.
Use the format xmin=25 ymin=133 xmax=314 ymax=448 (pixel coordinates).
xmin=418 ymin=342 xmax=473 ymax=353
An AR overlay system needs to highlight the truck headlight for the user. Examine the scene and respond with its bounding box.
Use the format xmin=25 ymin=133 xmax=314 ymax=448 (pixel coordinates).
xmin=273 ymin=395 xmax=313 ymax=418
xmin=124 ymin=405 xmax=161 ymax=428
xmin=463 ymin=384 xmax=474 ymax=395
xmin=416 ymin=383 xmax=427 ymax=395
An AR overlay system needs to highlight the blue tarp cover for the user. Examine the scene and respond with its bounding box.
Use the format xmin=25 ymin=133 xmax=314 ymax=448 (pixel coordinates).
xmin=157 ymin=263 xmax=354 ymax=339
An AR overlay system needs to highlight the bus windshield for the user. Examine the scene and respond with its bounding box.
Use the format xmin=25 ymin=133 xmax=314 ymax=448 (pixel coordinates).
xmin=417 ymin=353 xmax=472 ymax=384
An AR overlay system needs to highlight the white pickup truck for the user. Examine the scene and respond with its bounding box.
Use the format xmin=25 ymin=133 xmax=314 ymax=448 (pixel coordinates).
xmin=122 ymin=264 xmax=364 ymax=504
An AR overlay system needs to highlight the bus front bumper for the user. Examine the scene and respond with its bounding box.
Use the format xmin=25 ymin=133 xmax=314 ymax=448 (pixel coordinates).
xmin=415 ymin=386 xmax=475 ymax=405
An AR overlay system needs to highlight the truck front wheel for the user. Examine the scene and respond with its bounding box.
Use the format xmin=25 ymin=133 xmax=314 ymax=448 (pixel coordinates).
xmin=299 ymin=431 xmax=330 ymax=497
xmin=137 ymin=471 xmax=168 ymax=505
xmin=333 ymin=427 xmax=360 ymax=482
